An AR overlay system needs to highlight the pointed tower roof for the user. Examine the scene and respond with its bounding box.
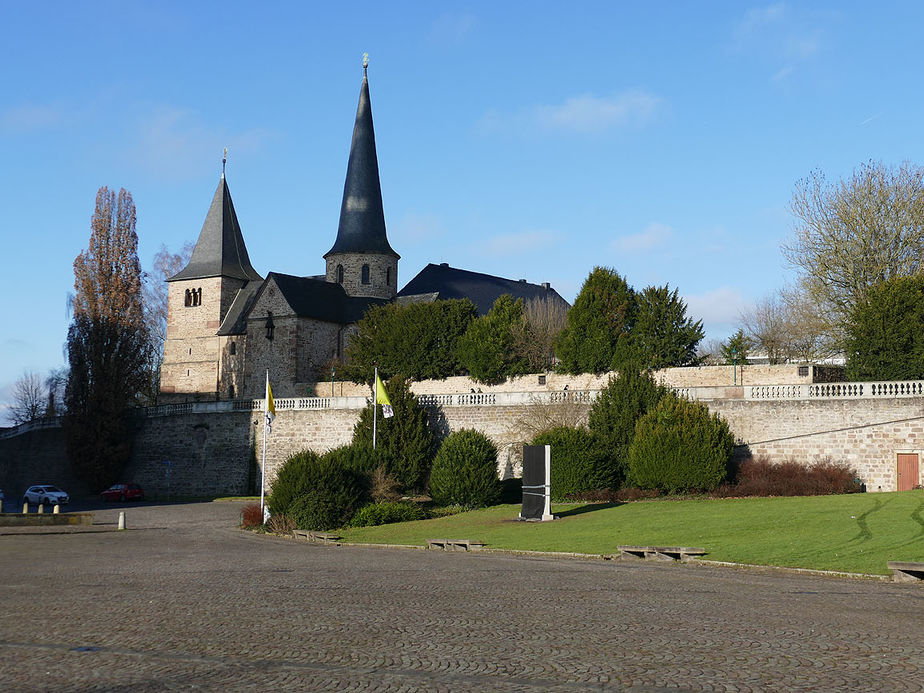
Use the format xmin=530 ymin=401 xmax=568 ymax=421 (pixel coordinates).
xmin=325 ymin=57 xmax=399 ymax=259
xmin=169 ymin=172 xmax=263 ymax=282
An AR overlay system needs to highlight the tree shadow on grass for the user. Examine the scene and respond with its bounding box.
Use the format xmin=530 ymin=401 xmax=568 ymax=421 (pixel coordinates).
xmin=848 ymin=497 xmax=890 ymax=543
xmin=555 ymin=502 xmax=624 ymax=518
xmin=910 ymin=500 xmax=924 ymax=538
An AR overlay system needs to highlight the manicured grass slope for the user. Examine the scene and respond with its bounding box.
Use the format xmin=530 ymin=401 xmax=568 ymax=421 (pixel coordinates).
xmin=340 ymin=490 xmax=924 ymax=575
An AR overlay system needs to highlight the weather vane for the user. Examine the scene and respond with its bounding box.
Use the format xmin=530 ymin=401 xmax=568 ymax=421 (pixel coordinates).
xmin=363 ymin=52 xmax=369 ymax=76
xmin=222 ymin=147 xmax=227 ymax=177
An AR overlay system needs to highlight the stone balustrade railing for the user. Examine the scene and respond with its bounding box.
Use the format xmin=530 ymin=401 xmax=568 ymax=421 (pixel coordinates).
xmin=6 ymin=379 xmax=924 ymax=440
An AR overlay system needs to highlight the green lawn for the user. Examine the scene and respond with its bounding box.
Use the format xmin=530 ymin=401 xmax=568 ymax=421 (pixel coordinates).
xmin=340 ymin=490 xmax=924 ymax=575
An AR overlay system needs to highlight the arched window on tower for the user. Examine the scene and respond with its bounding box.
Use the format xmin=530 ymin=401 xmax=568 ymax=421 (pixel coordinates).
xmin=386 ymin=267 xmax=392 ymax=286
xmin=229 ymin=341 xmax=236 ymax=356
xmin=195 ymin=288 xmax=202 ymax=306
xmin=184 ymin=289 xmax=192 ymax=307
xmin=361 ymin=264 xmax=370 ymax=285
xmin=337 ymin=264 xmax=344 ymax=284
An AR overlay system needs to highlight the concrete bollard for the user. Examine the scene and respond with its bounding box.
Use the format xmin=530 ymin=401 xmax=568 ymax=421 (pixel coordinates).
xmin=53 ymin=504 xmax=60 ymax=514
xmin=23 ymin=502 xmax=29 ymax=514
xmin=37 ymin=503 xmax=44 ymax=514
xmin=118 ymin=511 xmax=126 ymax=530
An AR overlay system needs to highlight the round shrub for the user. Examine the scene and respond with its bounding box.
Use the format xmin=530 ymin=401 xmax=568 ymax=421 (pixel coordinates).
xmin=348 ymin=500 xmax=426 ymax=527
xmin=627 ymin=395 xmax=735 ymax=494
xmin=286 ymin=454 xmax=370 ymax=530
xmin=429 ymin=429 xmax=500 ymax=508
xmin=531 ymin=426 xmax=604 ymax=501
xmin=267 ymin=449 xmax=320 ymax=516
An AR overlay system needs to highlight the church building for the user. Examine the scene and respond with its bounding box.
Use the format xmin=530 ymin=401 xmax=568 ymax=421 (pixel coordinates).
xmin=159 ymin=61 xmax=569 ymax=402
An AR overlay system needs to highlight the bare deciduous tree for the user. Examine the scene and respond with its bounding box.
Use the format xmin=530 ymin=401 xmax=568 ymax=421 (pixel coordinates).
xmin=66 ymin=187 xmax=150 ymax=489
xmin=517 ymin=295 xmax=569 ymax=371
xmin=739 ymin=294 xmax=790 ymax=364
xmin=9 ymin=371 xmax=47 ymax=425
xmin=783 ymin=160 xmax=924 ymax=326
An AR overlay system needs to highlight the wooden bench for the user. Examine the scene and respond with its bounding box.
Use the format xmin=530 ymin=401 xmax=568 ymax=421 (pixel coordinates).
xmin=292 ymin=530 xmax=341 ymax=544
xmin=617 ymin=545 xmax=707 ymax=563
xmin=887 ymin=561 xmax=924 ymax=583
xmin=426 ymin=538 xmax=485 ymax=552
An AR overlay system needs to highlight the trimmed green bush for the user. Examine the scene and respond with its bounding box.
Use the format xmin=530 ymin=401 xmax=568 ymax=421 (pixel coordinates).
xmin=286 ymin=454 xmax=370 ymax=530
xmin=267 ymin=449 xmax=321 ymax=516
xmin=429 ymin=429 xmax=501 ymax=508
xmin=627 ymin=395 xmax=735 ymax=493
xmin=348 ymin=500 xmax=426 ymax=527
xmin=531 ymin=426 xmax=604 ymax=500
xmin=587 ymin=369 xmax=668 ymax=489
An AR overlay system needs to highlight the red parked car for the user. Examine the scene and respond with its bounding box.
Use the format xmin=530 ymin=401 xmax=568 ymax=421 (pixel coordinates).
xmin=100 ymin=483 xmax=145 ymax=502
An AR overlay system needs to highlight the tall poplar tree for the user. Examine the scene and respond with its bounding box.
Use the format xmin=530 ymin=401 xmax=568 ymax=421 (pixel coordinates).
xmin=65 ymin=187 xmax=150 ymax=489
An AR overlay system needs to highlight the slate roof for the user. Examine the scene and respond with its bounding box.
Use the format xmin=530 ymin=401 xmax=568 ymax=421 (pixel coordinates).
xmin=262 ymin=272 xmax=387 ymax=325
xmin=396 ymin=263 xmax=571 ymax=316
xmin=324 ymin=69 xmax=399 ymax=259
xmin=216 ymin=280 xmax=263 ymax=336
xmin=169 ymin=176 xmax=263 ymax=282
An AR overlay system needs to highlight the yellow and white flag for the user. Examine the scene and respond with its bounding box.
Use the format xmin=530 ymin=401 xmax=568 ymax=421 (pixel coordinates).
xmin=265 ymin=372 xmax=276 ymax=432
xmin=375 ymin=371 xmax=394 ymax=418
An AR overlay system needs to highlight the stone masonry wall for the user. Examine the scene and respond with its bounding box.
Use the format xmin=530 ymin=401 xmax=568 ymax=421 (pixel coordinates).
xmin=6 ymin=369 xmax=923 ymax=499
xmin=709 ymin=398 xmax=924 ymax=492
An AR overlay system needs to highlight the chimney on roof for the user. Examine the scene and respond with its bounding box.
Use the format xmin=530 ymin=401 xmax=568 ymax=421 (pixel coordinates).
xmin=541 ymin=282 xmax=550 ymax=289
xmin=439 ymin=262 xmax=449 ymax=267
xmin=519 ymin=279 xmax=526 ymax=283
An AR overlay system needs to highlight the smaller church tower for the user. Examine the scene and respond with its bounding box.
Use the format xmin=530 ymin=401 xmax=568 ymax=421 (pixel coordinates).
xmin=324 ymin=55 xmax=399 ymax=300
xmin=160 ymin=158 xmax=262 ymax=401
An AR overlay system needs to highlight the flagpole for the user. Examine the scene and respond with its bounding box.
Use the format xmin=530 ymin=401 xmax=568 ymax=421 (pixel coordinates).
xmin=372 ymin=366 xmax=378 ymax=450
xmin=260 ymin=369 xmax=268 ymax=514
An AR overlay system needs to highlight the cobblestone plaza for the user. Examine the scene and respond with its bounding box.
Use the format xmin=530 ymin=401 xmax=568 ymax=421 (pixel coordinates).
xmin=1 ymin=502 xmax=922 ymax=690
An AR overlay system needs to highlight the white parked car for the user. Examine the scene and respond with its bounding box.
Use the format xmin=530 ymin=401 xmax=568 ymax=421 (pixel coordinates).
xmin=23 ymin=485 xmax=69 ymax=506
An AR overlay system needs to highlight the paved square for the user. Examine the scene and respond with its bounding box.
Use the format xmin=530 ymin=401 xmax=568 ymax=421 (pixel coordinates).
xmin=1 ymin=501 xmax=922 ymax=691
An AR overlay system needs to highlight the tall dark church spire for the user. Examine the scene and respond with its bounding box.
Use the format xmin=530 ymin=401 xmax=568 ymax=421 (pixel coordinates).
xmin=324 ymin=55 xmax=399 ymax=259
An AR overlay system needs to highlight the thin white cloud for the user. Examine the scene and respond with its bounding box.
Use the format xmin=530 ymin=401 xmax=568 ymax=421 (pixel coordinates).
xmin=684 ymin=287 xmax=750 ymax=325
xmin=613 ymin=222 xmax=673 ymax=253
xmin=391 ymin=212 xmax=447 ymax=243
xmin=0 ymin=104 xmax=61 ymax=133
xmin=128 ymin=107 xmax=272 ymax=180
xmin=534 ymin=90 xmax=661 ymax=133
xmin=479 ymin=89 xmax=662 ymax=135
xmin=485 ymin=230 xmax=560 ymax=256
xmin=427 ymin=12 xmax=476 ymax=46
xmin=731 ymin=3 xmax=827 ymax=83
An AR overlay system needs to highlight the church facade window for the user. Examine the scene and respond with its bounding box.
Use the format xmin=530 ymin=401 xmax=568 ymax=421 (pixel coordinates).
xmin=337 ymin=264 xmax=344 ymax=284
xmin=361 ymin=264 xmax=370 ymax=284
xmin=386 ymin=267 xmax=392 ymax=286
xmin=185 ymin=287 xmax=202 ymax=307
xmin=229 ymin=342 xmax=236 ymax=355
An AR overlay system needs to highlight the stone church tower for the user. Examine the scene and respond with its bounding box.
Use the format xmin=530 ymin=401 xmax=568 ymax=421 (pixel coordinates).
xmin=324 ymin=59 xmax=400 ymax=299
xmin=160 ymin=169 xmax=262 ymax=401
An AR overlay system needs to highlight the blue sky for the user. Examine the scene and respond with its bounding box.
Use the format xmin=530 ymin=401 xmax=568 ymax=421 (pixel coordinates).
xmin=2 ymin=1 xmax=923 ymax=420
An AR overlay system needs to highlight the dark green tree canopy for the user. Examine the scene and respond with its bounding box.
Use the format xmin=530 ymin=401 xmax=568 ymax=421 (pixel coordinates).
xmin=456 ymin=294 xmax=531 ymax=384
xmin=633 ymin=284 xmax=704 ymax=369
xmin=557 ymin=267 xmax=636 ymax=374
xmin=845 ymin=276 xmax=924 ymax=381
xmin=720 ymin=329 xmax=753 ymax=366
xmin=587 ymin=369 xmax=669 ymax=489
xmin=351 ymin=376 xmax=436 ymax=492
xmin=344 ymin=299 xmax=477 ymax=383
